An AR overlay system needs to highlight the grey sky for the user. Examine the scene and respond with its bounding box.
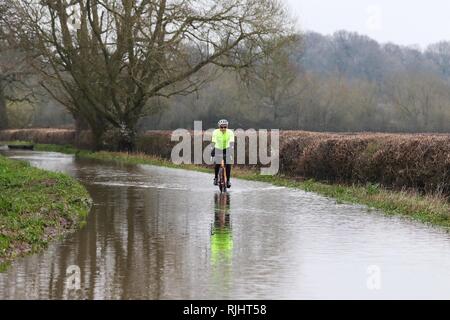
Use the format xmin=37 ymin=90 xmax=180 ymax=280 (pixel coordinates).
xmin=284 ymin=0 xmax=450 ymax=49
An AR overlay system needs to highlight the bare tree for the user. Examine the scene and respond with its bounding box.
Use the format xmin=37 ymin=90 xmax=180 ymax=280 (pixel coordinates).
xmin=8 ymin=0 xmax=294 ymax=150
xmin=386 ymin=71 xmax=450 ymax=132
xmin=0 ymin=1 xmax=37 ymax=130
xmin=0 ymin=1 xmax=9 ymax=129
xmin=0 ymin=48 xmax=36 ymax=130
xmin=245 ymin=37 xmax=302 ymax=126
xmin=426 ymin=41 xmax=450 ymax=79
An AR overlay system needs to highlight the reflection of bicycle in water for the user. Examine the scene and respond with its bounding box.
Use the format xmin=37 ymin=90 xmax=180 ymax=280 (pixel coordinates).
xmin=217 ymin=159 xmax=228 ymax=193
xmin=211 ymin=193 xmax=232 ymax=261
xmin=210 ymin=193 xmax=233 ymax=291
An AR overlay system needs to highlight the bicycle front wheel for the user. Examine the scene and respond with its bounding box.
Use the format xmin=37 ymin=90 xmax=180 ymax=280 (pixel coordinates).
xmin=218 ymin=167 xmax=226 ymax=193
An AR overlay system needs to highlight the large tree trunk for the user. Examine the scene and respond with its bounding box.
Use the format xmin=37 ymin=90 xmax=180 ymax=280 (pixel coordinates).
xmin=72 ymin=111 xmax=107 ymax=151
xmin=91 ymin=129 xmax=105 ymax=151
xmin=0 ymin=86 xmax=8 ymax=130
xmin=89 ymin=117 xmax=108 ymax=151
xmin=74 ymin=112 xmax=90 ymax=133
xmin=72 ymin=112 xmax=91 ymax=149
xmin=117 ymin=122 xmax=136 ymax=153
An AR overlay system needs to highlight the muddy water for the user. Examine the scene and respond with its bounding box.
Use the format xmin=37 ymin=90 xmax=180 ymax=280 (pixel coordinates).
xmin=1 ymin=150 xmax=450 ymax=299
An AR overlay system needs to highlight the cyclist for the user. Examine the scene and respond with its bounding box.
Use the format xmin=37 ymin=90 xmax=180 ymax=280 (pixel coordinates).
xmin=211 ymin=119 xmax=234 ymax=188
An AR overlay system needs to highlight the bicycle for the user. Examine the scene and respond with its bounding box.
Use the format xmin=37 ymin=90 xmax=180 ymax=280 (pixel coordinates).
xmin=217 ymin=159 xmax=228 ymax=193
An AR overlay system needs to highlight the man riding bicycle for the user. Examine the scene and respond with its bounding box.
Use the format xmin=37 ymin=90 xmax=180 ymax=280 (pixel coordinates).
xmin=211 ymin=119 xmax=234 ymax=188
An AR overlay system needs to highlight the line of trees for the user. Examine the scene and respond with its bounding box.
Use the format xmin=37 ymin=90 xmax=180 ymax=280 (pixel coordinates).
xmin=140 ymin=31 xmax=450 ymax=132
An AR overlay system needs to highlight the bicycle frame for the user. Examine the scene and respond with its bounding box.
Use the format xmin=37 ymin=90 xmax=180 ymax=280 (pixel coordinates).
xmin=218 ymin=159 xmax=227 ymax=192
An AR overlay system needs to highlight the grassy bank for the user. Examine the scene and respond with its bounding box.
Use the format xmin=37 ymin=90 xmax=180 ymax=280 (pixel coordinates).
xmin=25 ymin=142 xmax=450 ymax=231
xmin=0 ymin=152 xmax=91 ymax=270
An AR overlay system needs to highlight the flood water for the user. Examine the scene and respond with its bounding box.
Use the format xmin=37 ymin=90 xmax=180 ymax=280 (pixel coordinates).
xmin=1 ymin=150 xmax=450 ymax=299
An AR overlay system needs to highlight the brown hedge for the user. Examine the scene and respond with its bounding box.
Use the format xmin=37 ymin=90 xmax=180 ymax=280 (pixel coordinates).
xmin=280 ymin=132 xmax=450 ymax=195
xmin=0 ymin=128 xmax=93 ymax=149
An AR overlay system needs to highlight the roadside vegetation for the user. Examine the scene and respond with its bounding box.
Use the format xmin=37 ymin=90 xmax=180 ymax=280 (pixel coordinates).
xmin=0 ymin=153 xmax=91 ymax=270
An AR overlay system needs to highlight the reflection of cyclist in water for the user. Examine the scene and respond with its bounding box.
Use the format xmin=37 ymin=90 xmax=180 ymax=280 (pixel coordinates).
xmin=211 ymin=193 xmax=233 ymax=288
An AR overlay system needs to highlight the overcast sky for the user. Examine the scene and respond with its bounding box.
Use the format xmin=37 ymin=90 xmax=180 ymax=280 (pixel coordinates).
xmin=284 ymin=0 xmax=450 ymax=49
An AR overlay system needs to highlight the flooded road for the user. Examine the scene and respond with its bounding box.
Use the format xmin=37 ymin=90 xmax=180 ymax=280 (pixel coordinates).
xmin=1 ymin=150 xmax=450 ymax=299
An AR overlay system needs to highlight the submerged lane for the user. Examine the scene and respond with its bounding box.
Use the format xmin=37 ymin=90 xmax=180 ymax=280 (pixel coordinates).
xmin=1 ymin=150 xmax=450 ymax=299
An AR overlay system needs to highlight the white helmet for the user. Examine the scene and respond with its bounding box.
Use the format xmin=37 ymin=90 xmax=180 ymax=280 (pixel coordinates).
xmin=218 ymin=119 xmax=229 ymax=127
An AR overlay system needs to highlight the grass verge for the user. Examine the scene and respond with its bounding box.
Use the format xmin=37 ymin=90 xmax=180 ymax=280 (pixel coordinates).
xmin=4 ymin=141 xmax=450 ymax=231
xmin=0 ymin=150 xmax=91 ymax=270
